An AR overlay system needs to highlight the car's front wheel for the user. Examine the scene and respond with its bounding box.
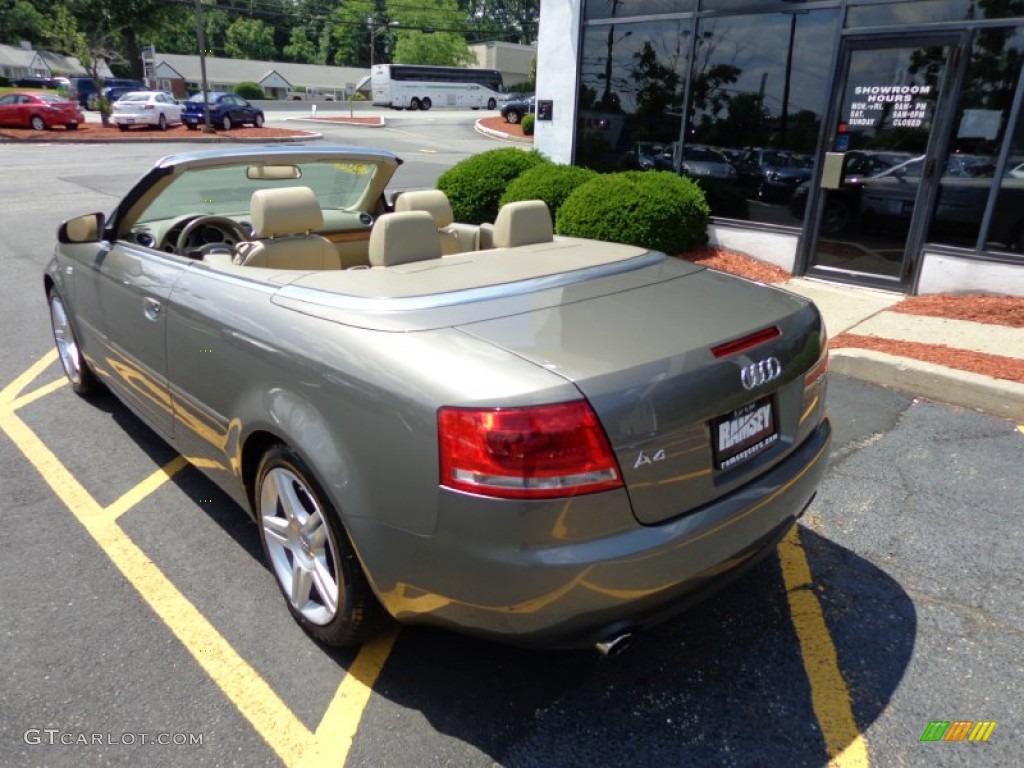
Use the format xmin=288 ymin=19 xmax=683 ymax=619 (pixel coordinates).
xmin=30 ymin=115 xmax=45 ymax=131
xmin=256 ymin=445 xmax=388 ymax=646
xmin=157 ymin=113 xmax=167 ymax=131
xmin=254 ymin=113 xmax=264 ymax=128
xmin=505 ymin=110 xmax=521 ymax=125
xmin=48 ymin=287 xmax=100 ymax=396
xmin=487 ymin=97 xmax=497 ymax=110
xmin=222 ymin=115 xmax=233 ymax=130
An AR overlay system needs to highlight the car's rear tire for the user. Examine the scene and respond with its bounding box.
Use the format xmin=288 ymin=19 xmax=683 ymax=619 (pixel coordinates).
xmin=66 ymin=122 xmax=78 ymax=131
xmin=409 ymin=98 xmax=421 ymax=111
xmin=255 ymin=445 xmax=388 ymax=646
xmin=118 ymin=124 xmax=129 ymax=132
xmin=254 ymin=113 xmax=264 ymax=128
xmin=222 ymin=115 xmax=233 ymax=130
xmin=487 ymin=98 xmax=497 ymax=110
xmin=30 ymin=115 xmax=46 ymax=131
xmin=506 ymin=110 xmax=521 ymax=125
xmin=186 ymin=123 xmax=197 ymax=131
xmin=157 ymin=113 xmax=167 ymax=131
xmin=48 ymin=287 xmax=100 ymax=396
xmin=421 ymin=98 xmax=432 ymax=111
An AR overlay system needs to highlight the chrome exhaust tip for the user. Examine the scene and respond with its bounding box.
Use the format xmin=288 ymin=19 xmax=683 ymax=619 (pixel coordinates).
xmin=595 ymin=631 xmax=634 ymax=657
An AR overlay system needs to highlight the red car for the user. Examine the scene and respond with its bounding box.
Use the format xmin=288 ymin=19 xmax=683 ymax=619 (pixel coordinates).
xmin=0 ymin=91 xmax=85 ymax=131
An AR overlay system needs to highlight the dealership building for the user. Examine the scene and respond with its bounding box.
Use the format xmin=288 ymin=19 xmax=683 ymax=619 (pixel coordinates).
xmin=535 ymin=1 xmax=1024 ymax=295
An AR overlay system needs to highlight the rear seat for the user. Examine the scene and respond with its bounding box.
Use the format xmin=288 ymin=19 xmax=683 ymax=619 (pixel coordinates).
xmin=395 ymin=189 xmax=480 ymax=254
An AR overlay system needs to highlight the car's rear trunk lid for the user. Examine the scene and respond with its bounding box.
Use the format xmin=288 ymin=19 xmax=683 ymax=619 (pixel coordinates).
xmin=455 ymin=267 xmax=825 ymax=525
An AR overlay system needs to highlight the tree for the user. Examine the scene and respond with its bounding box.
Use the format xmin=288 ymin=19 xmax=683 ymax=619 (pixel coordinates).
xmin=392 ymin=32 xmax=476 ymax=66
xmin=43 ymin=3 xmax=125 ymax=125
xmin=224 ymin=18 xmax=276 ymax=61
xmin=0 ymin=0 xmax=46 ymax=45
xmin=283 ymin=26 xmax=318 ymax=63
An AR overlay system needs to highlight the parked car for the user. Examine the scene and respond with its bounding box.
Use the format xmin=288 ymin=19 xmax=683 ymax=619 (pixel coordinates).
xmin=0 ymin=91 xmax=84 ymax=131
xmin=11 ymin=75 xmax=59 ymax=89
xmin=66 ymin=77 xmax=146 ymax=110
xmin=623 ymin=141 xmax=674 ymax=171
xmin=736 ymin=148 xmax=814 ymax=202
xmin=46 ymin=145 xmax=831 ymax=650
xmin=500 ymin=95 xmax=535 ymax=124
xmin=111 ymin=91 xmax=185 ymax=131
xmin=182 ymin=92 xmax=265 ymax=130
xmin=680 ymin=144 xmax=738 ymax=182
xmin=789 ymin=150 xmax=915 ymax=232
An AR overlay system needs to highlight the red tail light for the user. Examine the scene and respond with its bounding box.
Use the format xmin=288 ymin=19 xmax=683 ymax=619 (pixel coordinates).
xmin=438 ymin=401 xmax=623 ymax=499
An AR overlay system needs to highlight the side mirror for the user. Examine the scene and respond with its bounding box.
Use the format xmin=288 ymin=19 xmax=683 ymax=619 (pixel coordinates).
xmin=58 ymin=213 xmax=105 ymax=244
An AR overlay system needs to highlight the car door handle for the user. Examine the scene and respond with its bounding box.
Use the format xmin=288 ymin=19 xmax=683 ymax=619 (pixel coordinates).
xmin=144 ymin=297 xmax=162 ymax=321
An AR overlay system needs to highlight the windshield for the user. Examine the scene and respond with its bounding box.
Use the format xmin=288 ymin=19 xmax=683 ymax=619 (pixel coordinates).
xmin=135 ymin=161 xmax=380 ymax=223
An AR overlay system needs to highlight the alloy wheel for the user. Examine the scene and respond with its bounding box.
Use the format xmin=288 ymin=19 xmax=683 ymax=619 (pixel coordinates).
xmin=260 ymin=467 xmax=341 ymax=626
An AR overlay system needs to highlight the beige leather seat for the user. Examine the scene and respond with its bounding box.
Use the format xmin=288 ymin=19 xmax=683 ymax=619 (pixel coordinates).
xmin=394 ymin=189 xmax=479 ymax=254
xmin=236 ymin=186 xmax=342 ymax=270
xmin=481 ymin=200 xmax=554 ymax=249
xmin=368 ymin=211 xmax=443 ymax=267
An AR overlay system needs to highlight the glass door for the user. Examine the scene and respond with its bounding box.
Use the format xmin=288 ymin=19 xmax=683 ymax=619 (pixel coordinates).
xmin=804 ymin=34 xmax=966 ymax=289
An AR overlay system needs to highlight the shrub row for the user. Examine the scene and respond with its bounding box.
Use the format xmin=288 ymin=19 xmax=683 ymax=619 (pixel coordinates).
xmin=437 ymin=147 xmax=710 ymax=254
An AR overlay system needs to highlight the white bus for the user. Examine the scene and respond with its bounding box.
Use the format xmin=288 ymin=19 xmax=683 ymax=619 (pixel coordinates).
xmin=370 ymin=64 xmax=504 ymax=111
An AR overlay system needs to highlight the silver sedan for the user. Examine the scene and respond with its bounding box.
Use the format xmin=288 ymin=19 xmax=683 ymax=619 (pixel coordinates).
xmin=111 ymin=91 xmax=184 ymax=131
xmin=45 ymin=146 xmax=831 ymax=651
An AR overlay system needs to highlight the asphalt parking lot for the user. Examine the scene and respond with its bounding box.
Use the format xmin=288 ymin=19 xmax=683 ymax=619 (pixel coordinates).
xmin=1 ymin=131 xmax=1021 ymax=767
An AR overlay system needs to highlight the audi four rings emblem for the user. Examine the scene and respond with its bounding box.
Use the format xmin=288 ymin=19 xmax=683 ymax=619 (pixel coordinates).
xmin=740 ymin=357 xmax=782 ymax=390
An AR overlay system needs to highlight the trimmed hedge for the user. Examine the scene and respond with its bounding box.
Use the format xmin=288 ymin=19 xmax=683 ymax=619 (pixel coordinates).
xmin=437 ymin=147 xmax=550 ymax=224
xmin=521 ymin=113 xmax=535 ymax=135
xmin=234 ymin=81 xmax=265 ymax=100
xmin=556 ymin=171 xmax=709 ymax=254
xmin=500 ymin=163 xmax=597 ymax=218
xmin=694 ymin=177 xmax=749 ymax=220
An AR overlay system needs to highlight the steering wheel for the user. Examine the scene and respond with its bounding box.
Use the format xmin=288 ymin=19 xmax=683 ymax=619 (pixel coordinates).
xmin=175 ymin=215 xmax=251 ymax=258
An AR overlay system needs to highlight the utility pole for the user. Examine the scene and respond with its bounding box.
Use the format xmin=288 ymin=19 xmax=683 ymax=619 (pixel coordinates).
xmin=195 ymin=0 xmax=214 ymax=133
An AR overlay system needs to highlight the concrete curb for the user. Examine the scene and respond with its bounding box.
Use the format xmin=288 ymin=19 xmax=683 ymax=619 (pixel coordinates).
xmin=474 ymin=119 xmax=533 ymax=144
xmin=0 ymin=131 xmax=323 ymax=144
xmin=831 ymin=348 xmax=1024 ymax=421
xmin=288 ymin=116 xmax=386 ymax=128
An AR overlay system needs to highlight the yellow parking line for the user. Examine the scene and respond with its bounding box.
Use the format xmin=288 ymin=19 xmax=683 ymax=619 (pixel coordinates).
xmin=1 ymin=354 xmax=398 ymax=767
xmin=0 ymin=348 xmax=57 ymax=405
xmin=7 ymin=377 xmax=68 ymax=411
xmin=778 ymin=526 xmax=869 ymax=767
xmin=1017 ymin=424 xmax=1023 ymax=436
xmin=103 ymin=455 xmax=189 ymax=523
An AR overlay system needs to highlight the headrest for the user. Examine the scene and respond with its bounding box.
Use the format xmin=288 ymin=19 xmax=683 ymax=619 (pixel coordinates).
xmin=250 ymin=186 xmax=323 ymax=238
xmin=395 ymin=189 xmax=454 ymax=228
xmin=492 ymin=200 xmax=554 ymax=248
xmin=369 ymin=211 xmax=443 ymax=267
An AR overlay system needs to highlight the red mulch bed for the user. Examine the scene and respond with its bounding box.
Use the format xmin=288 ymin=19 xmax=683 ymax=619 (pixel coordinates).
xmin=892 ymin=294 xmax=1024 ymax=328
xmin=831 ymin=335 xmax=1024 ymax=383
xmin=0 ymin=122 xmax=314 ymax=141
xmin=678 ymin=246 xmax=792 ymax=284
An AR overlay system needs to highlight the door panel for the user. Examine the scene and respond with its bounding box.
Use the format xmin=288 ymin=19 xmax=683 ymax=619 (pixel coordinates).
xmin=806 ymin=35 xmax=963 ymax=288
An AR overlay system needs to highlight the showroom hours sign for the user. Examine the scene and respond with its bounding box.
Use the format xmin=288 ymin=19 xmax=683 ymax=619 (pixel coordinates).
xmin=847 ymin=84 xmax=931 ymax=129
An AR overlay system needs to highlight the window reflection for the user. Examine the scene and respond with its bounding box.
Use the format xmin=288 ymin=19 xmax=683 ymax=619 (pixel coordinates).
xmin=846 ymin=0 xmax=1021 ymax=27
xmin=584 ymin=0 xmax=695 ymax=22
xmin=577 ymin=21 xmax=690 ymax=171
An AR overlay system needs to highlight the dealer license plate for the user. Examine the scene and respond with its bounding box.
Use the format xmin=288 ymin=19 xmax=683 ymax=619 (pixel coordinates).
xmin=712 ymin=396 xmax=778 ymax=470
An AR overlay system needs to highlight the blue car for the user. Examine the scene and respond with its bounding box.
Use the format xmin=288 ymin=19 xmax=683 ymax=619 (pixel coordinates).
xmin=182 ymin=92 xmax=265 ymax=131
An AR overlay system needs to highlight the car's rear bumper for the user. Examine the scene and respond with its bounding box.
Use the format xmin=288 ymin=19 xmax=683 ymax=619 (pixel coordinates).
xmin=350 ymin=417 xmax=831 ymax=649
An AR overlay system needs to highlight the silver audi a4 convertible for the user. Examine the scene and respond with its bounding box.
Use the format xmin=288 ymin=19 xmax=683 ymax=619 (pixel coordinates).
xmin=45 ymin=146 xmax=831 ymax=651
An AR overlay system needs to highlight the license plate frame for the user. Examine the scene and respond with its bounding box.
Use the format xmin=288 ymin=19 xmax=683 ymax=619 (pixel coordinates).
xmin=711 ymin=396 xmax=778 ymax=470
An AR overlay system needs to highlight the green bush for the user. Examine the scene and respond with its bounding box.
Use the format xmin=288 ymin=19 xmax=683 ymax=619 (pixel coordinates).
xmin=521 ymin=113 xmax=535 ymax=135
xmin=556 ymin=171 xmax=710 ymax=254
xmin=350 ymin=91 xmax=366 ymax=101
xmin=437 ymin=148 xmax=550 ymax=224
xmin=500 ymin=163 xmax=597 ymax=218
xmin=234 ymin=81 xmax=265 ymax=100
xmin=694 ymin=178 xmax=749 ymax=219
